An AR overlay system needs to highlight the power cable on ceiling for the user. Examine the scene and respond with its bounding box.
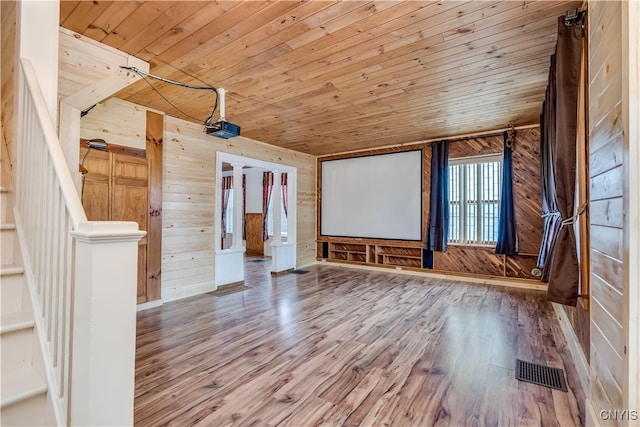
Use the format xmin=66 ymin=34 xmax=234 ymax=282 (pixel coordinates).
xmin=120 ymin=66 xmax=219 ymax=127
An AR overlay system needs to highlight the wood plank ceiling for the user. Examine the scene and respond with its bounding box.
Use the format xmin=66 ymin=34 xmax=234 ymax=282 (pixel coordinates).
xmin=60 ymin=1 xmax=581 ymax=156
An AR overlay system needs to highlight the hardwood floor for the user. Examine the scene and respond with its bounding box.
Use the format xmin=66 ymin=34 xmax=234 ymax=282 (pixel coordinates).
xmin=135 ymin=259 xmax=585 ymax=426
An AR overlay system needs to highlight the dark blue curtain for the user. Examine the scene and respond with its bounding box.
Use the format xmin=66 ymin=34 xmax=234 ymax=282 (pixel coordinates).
xmin=495 ymin=130 xmax=518 ymax=255
xmin=424 ymin=140 xmax=449 ymax=252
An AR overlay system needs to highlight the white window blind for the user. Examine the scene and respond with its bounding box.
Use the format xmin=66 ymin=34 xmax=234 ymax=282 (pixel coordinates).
xmin=448 ymin=154 xmax=502 ymax=245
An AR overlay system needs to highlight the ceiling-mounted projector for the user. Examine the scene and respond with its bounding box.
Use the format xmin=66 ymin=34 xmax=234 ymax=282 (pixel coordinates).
xmin=206 ymin=88 xmax=241 ymax=139
xmin=206 ymin=121 xmax=240 ymax=139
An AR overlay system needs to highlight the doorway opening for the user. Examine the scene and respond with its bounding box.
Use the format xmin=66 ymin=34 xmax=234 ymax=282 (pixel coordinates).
xmin=215 ymin=152 xmax=297 ymax=288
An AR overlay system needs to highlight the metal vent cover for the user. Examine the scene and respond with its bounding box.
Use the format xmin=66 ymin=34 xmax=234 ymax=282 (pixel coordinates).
xmin=515 ymin=359 xmax=568 ymax=392
xmin=291 ymin=270 xmax=310 ymax=275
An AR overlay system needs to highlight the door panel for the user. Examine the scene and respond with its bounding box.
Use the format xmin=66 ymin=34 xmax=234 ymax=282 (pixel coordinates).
xmin=113 ymin=154 xmax=149 ymax=302
xmin=81 ymin=146 xmax=151 ymax=303
xmin=82 ymin=149 xmax=110 ymax=221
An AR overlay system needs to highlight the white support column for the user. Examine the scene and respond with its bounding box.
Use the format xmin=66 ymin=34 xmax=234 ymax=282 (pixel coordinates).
xmin=271 ymin=170 xmax=282 ymax=245
xmin=287 ymin=171 xmax=297 ymax=246
xmin=231 ymin=163 xmax=244 ymax=250
xmin=17 ymin=0 xmax=60 ymax=121
xmin=69 ymin=221 xmax=145 ymax=427
xmin=270 ymin=170 xmax=296 ymax=273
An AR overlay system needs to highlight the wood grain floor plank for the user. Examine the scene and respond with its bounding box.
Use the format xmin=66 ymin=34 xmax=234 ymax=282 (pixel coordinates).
xmin=134 ymin=258 xmax=584 ymax=426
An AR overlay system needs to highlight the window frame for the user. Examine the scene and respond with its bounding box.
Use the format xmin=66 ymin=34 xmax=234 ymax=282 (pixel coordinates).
xmin=448 ymin=153 xmax=502 ymax=247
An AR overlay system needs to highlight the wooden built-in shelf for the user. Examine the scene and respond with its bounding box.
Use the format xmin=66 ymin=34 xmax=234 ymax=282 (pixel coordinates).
xmin=317 ymin=239 xmax=542 ymax=282
xmin=321 ymin=241 xmax=423 ymax=269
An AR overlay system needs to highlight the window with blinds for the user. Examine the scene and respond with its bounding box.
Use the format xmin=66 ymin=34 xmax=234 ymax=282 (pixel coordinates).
xmin=448 ymin=154 xmax=502 ymax=245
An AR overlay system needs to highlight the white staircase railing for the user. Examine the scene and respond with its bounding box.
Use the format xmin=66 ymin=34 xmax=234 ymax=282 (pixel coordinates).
xmin=14 ymin=58 xmax=145 ymax=426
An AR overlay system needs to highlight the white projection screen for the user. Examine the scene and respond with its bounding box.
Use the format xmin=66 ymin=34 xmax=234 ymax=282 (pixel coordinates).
xmin=320 ymin=150 xmax=423 ymax=240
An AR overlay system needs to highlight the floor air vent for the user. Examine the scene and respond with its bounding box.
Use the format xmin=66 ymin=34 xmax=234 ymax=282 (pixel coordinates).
xmin=291 ymin=270 xmax=310 ymax=274
xmin=515 ymin=359 xmax=567 ymax=391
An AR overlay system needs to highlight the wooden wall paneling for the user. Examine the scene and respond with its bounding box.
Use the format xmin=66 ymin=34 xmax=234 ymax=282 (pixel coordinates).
xmin=511 ymin=128 xmax=543 ymax=255
xmin=80 ymin=98 xmax=148 ymax=150
xmin=146 ymin=110 xmax=163 ymax=302
xmin=591 ymin=312 xmax=624 ymax=400
xmin=162 ymin=118 xmax=216 ymax=296
xmin=589 ymin=100 xmax=622 ymax=153
xmin=423 ymin=143 xmax=430 ymax=252
xmin=448 ymin=134 xmax=502 ymax=159
xmin=163 ymin=113 xmax=316 ymax=296
xmin=589 ymin=198 xmax=624 ymax=229
xmin=591 ymin=250 xmax=624 ymax=296
xmin=589 ymin=136 xmax=623 ymax=178
xmin=1 ymin=0 xmax=16 ymax=181
xmin=590 ymin=225 xmax=624 ymax=261
xmin=589 ymin=165 xmax=623 ymax=201
xmin=591 ymin=275 xmax=624 ymax=334
xmin=433 ymin=246 xmax=504 ymax=278
xmin=621 ymin=0 xmax=640 ymax=415
xmin=590 ymin=325 xmax=624 ymax=409
xmin=505 ymin=255 xmax=537 ymax=279
xmin=587 ymin=0 xmax=627 ymax=419
xmin=561 ymin=303 xmax=591 ymax=364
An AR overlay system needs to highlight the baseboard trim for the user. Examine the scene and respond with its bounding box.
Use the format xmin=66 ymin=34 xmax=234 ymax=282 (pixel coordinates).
xmin=313 ymin=260 xmax=547 ymax=292
xmin=216 ymin=280 xmax=245 ymax=290
xmin=162 ymin=281 xmax=216 ymax=303
xmin=552 ymin=302 xmax=590 ymax=397
xmin=136 ymin=299 xmax=163 ymax=312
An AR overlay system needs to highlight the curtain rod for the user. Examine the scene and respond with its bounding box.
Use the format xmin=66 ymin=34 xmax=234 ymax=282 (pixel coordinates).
xmin=318 ymin=123 xmax=539 ymax=158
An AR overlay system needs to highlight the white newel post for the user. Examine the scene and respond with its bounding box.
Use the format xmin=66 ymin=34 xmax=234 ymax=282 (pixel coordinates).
xmin=69 ymin=221 xmax=145 ymax=427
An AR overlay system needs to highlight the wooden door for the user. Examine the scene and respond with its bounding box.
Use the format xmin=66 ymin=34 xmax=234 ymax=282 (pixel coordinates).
xmin=81 ymin=146 xmax=151 ymax=303
xmin=245 ymin=213 xmax=264 ymax=255
xmin=113 ymin=154 xmax=149 ymax=303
